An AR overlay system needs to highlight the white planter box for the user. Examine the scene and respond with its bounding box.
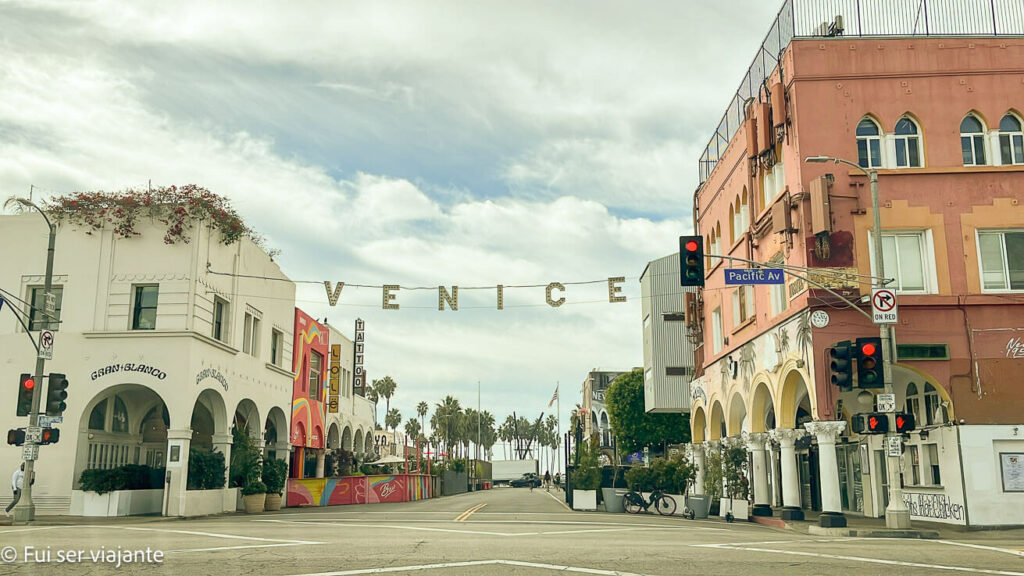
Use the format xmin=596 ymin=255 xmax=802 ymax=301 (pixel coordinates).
xmin=719 ymin=497 xmax=749 ymax=521
xmin=572 ymin=489 xmax=597 ymax=511
xmin=184 ymin=488 xmax=237 ymax=517
xmin=70 ymin=489 xmax=164 ymax=517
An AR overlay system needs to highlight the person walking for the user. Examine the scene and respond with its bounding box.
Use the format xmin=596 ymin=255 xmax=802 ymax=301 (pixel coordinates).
xmin=554 ymin=472 xmax=561 ymax=491
xmin=7 ymin=463 xmax=25 ymax=514
xmin=544 ymin=470 xmax=552 ymax=492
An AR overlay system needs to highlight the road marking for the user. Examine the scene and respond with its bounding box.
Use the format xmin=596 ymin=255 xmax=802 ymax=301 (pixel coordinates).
xmin=256 ymin=518 xmax=733 ymax=531
xmin=454 ymin=502 xmax=487 ymax=522
xmin=289 ymin=558 xmax=658 ymax=576
xmin=121 ymin=526 xmax=320 ymax=545
xmin=544 ymin=488 xmax=572 ymax=511
xmin=935 ymin=540 xmax=1024 ymax=558
xmin=696 ymin=542 xmax=1024 ymax=576
xmin=0 ymin=526 xmax=61 ymax=534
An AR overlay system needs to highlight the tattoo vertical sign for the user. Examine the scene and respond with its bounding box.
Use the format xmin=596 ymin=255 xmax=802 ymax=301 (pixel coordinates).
xmin=353 ymin=318 xmax=365 ymax=397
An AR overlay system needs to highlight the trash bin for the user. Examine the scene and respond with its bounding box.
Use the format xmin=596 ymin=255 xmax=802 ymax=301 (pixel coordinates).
xmin=685 ymin=494 xmax=710 ymax=519
xmin=602 ymin=488 xmax=628 ymax=513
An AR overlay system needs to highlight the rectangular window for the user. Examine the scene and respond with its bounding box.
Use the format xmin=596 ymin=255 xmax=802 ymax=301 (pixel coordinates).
xmin=858 ymin=137 xmax=882 ymax=168
xmin=896 ymin=344 xmax=949 ymax=361
xmin=870 ymin=231 xmax=935 ymax=293
xmin=1000 ymin=133 xmax=1024 ymax=165
xmin=979 ymin=230 xmax=1024 ymax=291
xmin=309 ymin=350 xmax=323 ymax=398
xmin=770 ymin=283 xmax=787 ymax=317
xmin=212 ymin=297 xmax=228 ymax=341
xmin=28 ymin=285 xmax=63 ymax=331
xmin=270 ymin=329 xmax=283 ymax=366
xmin=927 ymin=444 xmax=941 ymax=485
xmin=732 ymin=285 xmax=753 ymax=325
xmin=712 ymin=307 xmax=723 ymax=355
xmin=908 ymin=445 xmax=920 ymax=485
xmin=242 ymin=312 xmax=260 ymax=356
xmin=131 ymin=285 xmax=159 ymax=331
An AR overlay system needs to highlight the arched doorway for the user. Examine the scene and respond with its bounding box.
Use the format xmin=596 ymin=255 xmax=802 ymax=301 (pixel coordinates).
xmin=264 ymin=406 xmax=288 ymax=461
xmin=691 ymin=406 xmax=707 ymax=444
xmin=234 ymin=399 xmax=261 ymax=439
xmin=342 ymin=426 xmax=353 ymax=451
xmin=74 ymin=384 xmax=170 ymax=491
xmin=354 ymin=429 xmax=364 ymax=456
xmin=727 ymin=392 xmax=748 ymax=436
xmin=709 ymin=400 xmax=726 ymax=441
xmin=191 ymin=389 xmax=227 ymax=450
xmin=750 ymin=382 xmax=775 ymax=434
xmin=364 ymin=431 xmax=374 ymax=456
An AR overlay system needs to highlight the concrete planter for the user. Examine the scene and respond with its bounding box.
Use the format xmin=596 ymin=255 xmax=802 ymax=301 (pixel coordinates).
xmin=243 ymin=493 xmax=266 ymax=513
xmin=70 ymin=489 xmax=164 ymax=517
xmin=602 ymin=488 xmax=627 ymax=513
xmin=264 ymin=493 xmax=283 ymax=511
xmin=719 ymin=497 xmax=749 ymax=521
xmin=572 ymin=489 xmax=597 ymax=511
xmin=184 ymin=488 xmax=238 ymax=517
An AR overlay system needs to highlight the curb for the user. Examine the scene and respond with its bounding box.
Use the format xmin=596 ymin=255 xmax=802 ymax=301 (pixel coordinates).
xmin=752 ymin=516 xmax=788 ymax=529
xmin=809 ymin=525 xmax=940 ymax=539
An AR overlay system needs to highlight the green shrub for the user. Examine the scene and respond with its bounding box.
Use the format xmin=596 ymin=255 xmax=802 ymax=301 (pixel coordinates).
xmin=187 ymin=448 xmax=226 ymax=490
xmin=79 ymin=465 xmax=166 ymax=494
xmin=230 ymin=427 xmax=262 ymax=488
xmin=703 ymin=448 xmax=723 ymax=501
xmin=572 ymin=438 xmax=602 ymax=491
xmin=723 ymin=444 xmax=749 ymax=499
xmin=651 ymin=455 xmax=696 ymax=495
xmin=262 ymin=458 xmax=288 ymax=495
xmin=241 ymin=479 xmax=267 ymax=496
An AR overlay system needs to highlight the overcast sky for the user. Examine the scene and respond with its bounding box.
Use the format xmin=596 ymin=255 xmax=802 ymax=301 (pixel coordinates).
xmin=0 ymin=1 xmax=783 ymax=451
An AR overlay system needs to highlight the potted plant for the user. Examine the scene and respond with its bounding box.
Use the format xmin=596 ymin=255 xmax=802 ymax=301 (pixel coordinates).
xmin=602 ymin=465 xmax=627 ymax=513
xmin=262 ymin=458 xmax=288 ymax=511
xmin=572 ymin=438 xmax=601 ymax=511
xmin=720 ymin=442 xmax=750 ymax=521
xmin=704 ymin=447 xmax=723 ymax=517
xmin=654 ymin=454 xmax=696 ymax=516
xmin=241 ymin=479 xmax=267 ymax=513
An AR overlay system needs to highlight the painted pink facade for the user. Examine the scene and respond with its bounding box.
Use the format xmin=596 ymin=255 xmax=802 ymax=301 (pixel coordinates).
xmin=286 ymin=474 xmax=432 ymax=507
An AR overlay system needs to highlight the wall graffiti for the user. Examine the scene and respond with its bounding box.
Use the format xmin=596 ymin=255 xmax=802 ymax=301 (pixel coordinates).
xmin=902 ymin=492 xmax=965 ymax=523
xmin=1006 ymin=337 xmax=1024 ymax=359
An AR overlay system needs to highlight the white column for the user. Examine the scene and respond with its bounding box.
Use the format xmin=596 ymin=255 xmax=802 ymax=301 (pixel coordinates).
xmin=164 ymin=429 xmax=192 ymax=517
xmin=804 ymin=421 xmax=848 ymax=527
xmin=769 ymin=428 xmax=806 ymax=521
xmin=745 ymin=433 xmax=771 ymax=516
xmin=212 ymin=433 xmax=234 ymax=489
xmin=316 ymin=450 xmax=326 ymax=478
xmin=766 ymin=439 xmax=781 ymax=507
xmin=693 ymin=443 xmax=706 ymax=496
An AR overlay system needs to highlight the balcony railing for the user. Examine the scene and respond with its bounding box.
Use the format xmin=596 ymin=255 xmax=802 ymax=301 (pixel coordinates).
xmin=698 ymin=0 xmax=1024 ymax=185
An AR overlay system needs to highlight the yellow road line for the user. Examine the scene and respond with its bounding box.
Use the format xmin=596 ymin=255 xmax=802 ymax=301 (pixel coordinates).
xmin=454 ymin=503 xmax=487 ymax=522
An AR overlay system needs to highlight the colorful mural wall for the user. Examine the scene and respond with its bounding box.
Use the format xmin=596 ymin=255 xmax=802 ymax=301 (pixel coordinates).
xmin=291 ymin=309 xmax=330 ymax=478
xmin=286 ymin=474 xmax=432 ymax=507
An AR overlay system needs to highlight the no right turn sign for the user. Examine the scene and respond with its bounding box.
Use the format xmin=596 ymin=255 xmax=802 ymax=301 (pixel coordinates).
xmin=872 ymin=288 xmax=898 ymax=324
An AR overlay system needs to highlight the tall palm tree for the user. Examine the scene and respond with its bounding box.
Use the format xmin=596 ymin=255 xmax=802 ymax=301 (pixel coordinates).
xmin=479 ymin=410 xmax=497 ymax=460
xmin=404 ymin=418 xmax=421 ymax=443
xmin=385 ymin=408 xmax=402 ymax=434
xmin=434 ymin=396 xmax=462 ymax=461
xmin=417 ymin=401 xmax=429 ymax=439
xmin=367 ymin=386 xmax=380 ymax=427
xmin=374 ymin=376 xmax=398 ymax=414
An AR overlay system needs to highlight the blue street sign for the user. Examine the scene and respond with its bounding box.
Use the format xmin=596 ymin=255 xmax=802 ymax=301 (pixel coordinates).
xmin=724 ymin=268 xmax=785 ymax=285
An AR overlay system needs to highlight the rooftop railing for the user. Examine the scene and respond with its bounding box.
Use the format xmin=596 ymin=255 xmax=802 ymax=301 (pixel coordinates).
xmin=697 ymin=0 xmax=1024 ymax=184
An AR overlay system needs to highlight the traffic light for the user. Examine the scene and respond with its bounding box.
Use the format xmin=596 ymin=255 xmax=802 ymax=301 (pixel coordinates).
xmin=856 ymin=337 xmax=884 ymax=389
xmin=39 ymin=427 xmax=60 ymax=445
xmin=45 ymin=373 xmax=69 ymax=416
xmin=17 ymin=374 xmax=35 ymax=417
xmin=829 ymin=341 xmax=854 ymax=390
xmin=852 ymin=412 xmax=889 ymax=434
xmin=894 ymin=412 xmax=916 ymax=433
xmin=7 ymin=428 xmax=26 ymax=446
xmin=679 ymin=235 xmax=705 ymax=287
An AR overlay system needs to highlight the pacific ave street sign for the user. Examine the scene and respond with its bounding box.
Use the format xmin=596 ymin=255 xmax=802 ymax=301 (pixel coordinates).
xmin=724 ymin=268 xmax=785 ymax=285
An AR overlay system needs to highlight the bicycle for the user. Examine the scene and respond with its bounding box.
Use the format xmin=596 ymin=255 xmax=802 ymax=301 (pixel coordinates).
xmin=623 ymin=488 xmax=677 ymax=516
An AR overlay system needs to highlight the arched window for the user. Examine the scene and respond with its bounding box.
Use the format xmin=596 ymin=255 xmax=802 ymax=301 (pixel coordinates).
xmin=89 ymin=399 xmax=108 ymax=431
xmin=856 ymin=117 xmax=882 ymax=168
xmin=960 ymin=115 xmax=987 ymax=166
xmin=112 ymin=396 xmax=129 ymax=433
xmin=894 ymin=117 xmax=923 ymax=167
xmin=904 ymin=382 xmax=920 ymax=423
xmin=729 ymin=203 xmax=737 ymax=245
xmin=999 ymin=113 xmax=1024 ymax=165
xmin=923 ymin=383 xmax=946 ymax=425
xmin=740 ymin=188 xmax=749 ymax=231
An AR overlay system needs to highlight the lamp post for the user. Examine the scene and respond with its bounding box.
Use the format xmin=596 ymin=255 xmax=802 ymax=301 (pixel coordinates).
xmin=5 ymin=197 xmax=57 ymax=523
xmin=804 ymin=155 xmax=911 ymax=529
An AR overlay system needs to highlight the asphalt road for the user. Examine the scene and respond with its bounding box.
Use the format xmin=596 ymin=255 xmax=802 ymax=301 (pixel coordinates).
xmin=1 ymin=487 xmax=1023 ymax=575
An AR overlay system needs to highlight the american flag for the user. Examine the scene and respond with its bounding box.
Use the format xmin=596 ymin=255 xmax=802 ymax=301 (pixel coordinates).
xmin=548 ymin=386 xmax=559 ymax=408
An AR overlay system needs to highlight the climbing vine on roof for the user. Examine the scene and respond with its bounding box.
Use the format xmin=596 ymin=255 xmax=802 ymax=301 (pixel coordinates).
xmin=43 ymin=185 xmax=276 ymax=256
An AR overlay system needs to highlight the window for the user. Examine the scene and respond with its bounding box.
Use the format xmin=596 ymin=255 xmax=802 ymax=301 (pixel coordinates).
xmin=960 ymin=115 xmax=987 ymax=166
xmin=908 ymin=445 xmax=921 ymax=485
xmin=761 ymin=161 xmax=785 ymax=209
xmin=999 ymin=113 xmax=1024 ymax=165
xmin=271 ymin=329 xmax=283 ymax=366
xmin=309 ymin=350 xmax=323 ymax=398
xmin=242 ymin=311 xmax=260 ymax=356
xmin=212 ymin=297 xmax=228 ymax=341
xmin=896 ymin=343 xmax=949 ymax=361
xmin=27 ymin=285 xmax=63 ymax=331
xmin=732 ymin=285 xmax=753 ymax=325
xmin=904 ymin=382 xmax=921 ymax=424
xmin=111 ymin=396 xmax=129 ymax=433
xmin=893 ymin=117 xmax=922 ymax=168
xmin=712 ymin=307 xmax=723 ymax=354
xmin=978 ymin=230 xmax=1024 ymax=291
xmin=926 ymin=444 xmax=941 ymax=485
xmin=644 ymin=368 xmax=653 ymax=382
xmin=769 ymin=254 xmax=786 ymax=317
xmin=870 ymin=231 xmax=935 ymax=293
xmin=643 ymin=314 xmax=651 ymax=329
xmin=89 ymin=399 xmax=108 ymax=430
xmin=905 ymin=381 xmax=946 ymax=426
xmin=131 ymin=285 xmax=158 ymax=330
xmin=856 ymin=117 xmax=882 ymax=168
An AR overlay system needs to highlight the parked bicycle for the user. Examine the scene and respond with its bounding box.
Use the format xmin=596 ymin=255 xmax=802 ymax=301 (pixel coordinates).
xmin=623 ymin=488 xmax=677 ymax=516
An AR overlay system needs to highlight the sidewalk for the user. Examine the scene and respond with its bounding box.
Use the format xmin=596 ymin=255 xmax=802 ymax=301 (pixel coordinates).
xmin=751 ymin=508 xmax=1024 ymax=541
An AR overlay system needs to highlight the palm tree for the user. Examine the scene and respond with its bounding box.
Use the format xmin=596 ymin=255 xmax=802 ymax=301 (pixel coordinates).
xmin=498 ymin=417 xmax=513 ymax=460
xmin=404 ymin=418 xmax=421 ymax=444
xmin=385 ymin=408 xmax=402 ymax=434
xmin=374 ymin=376 xmax=398 ymax=414
xmin=417 ymin=401 xmax=429 ymax=438
xmin=434 ymin=396 xmax=462 ymax=461
xmin=479 ymin=410 xmax=497 ymax=460
xmin=367 ymin=386 xmax=380 ymax=426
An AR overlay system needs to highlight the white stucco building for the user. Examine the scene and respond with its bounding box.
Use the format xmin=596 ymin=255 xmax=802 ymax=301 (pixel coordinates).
xmin=640 ymin=253 xmax=697 ymax=413
xmin=0 ymin=212 xmax=295 ymax=516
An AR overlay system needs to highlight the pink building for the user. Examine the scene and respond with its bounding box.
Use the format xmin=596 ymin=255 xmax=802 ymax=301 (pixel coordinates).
xmin=688 ymin=0 xmax=1024 ymax=528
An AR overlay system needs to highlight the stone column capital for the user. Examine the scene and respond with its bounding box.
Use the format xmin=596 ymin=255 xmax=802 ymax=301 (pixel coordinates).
xmin=166 ymin=429 xmax=194 ymax=441
xmin=212 ymin=433 xmax=234 ymax=445
xmin=769 ymin=427 xmax=807 ymax=447
xmin=744 ymin=432 xmax=768 ymax=452
xmin=803 ymin=421 xmax=846 ymax=443
xmin=704 ymin=440 xmax=722 ymax=450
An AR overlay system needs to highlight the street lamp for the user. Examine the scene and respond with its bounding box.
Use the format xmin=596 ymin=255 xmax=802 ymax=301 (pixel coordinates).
xmin=803 ymin=155 xmax=911 ymax=529
xmin=3 ymin=196 xmax=57 ymax=523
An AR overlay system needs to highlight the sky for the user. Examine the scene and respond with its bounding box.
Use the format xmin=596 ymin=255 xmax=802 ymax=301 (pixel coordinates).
xmin=0 ymin=1 xmax=783 ymax=451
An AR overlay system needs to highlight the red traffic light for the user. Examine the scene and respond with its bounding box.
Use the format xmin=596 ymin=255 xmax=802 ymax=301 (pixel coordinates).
xmin=868 ymin=415 xmax=882 ymax=430
xmin=24 ymin=378 xmax=35 ymax=390
xmin=684 ymin=240 xmax=698 ymax=252
xmin=861 ymin=342 xmax=876 ymax=356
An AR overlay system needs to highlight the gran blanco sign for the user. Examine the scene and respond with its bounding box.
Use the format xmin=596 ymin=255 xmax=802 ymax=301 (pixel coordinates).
xmin=92 ymin=363 xmax=167 ymax=381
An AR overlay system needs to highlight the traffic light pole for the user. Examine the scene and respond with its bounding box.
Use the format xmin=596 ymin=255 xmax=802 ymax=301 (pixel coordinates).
xmin=12 ymin=199 xmax=56 ymax=524
xmin=866 ymin=170 xmax=912 ymax=529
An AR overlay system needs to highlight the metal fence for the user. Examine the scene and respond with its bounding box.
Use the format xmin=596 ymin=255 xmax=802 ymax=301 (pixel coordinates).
xmin=698 ymin=0 xmax=1024 ymax=184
